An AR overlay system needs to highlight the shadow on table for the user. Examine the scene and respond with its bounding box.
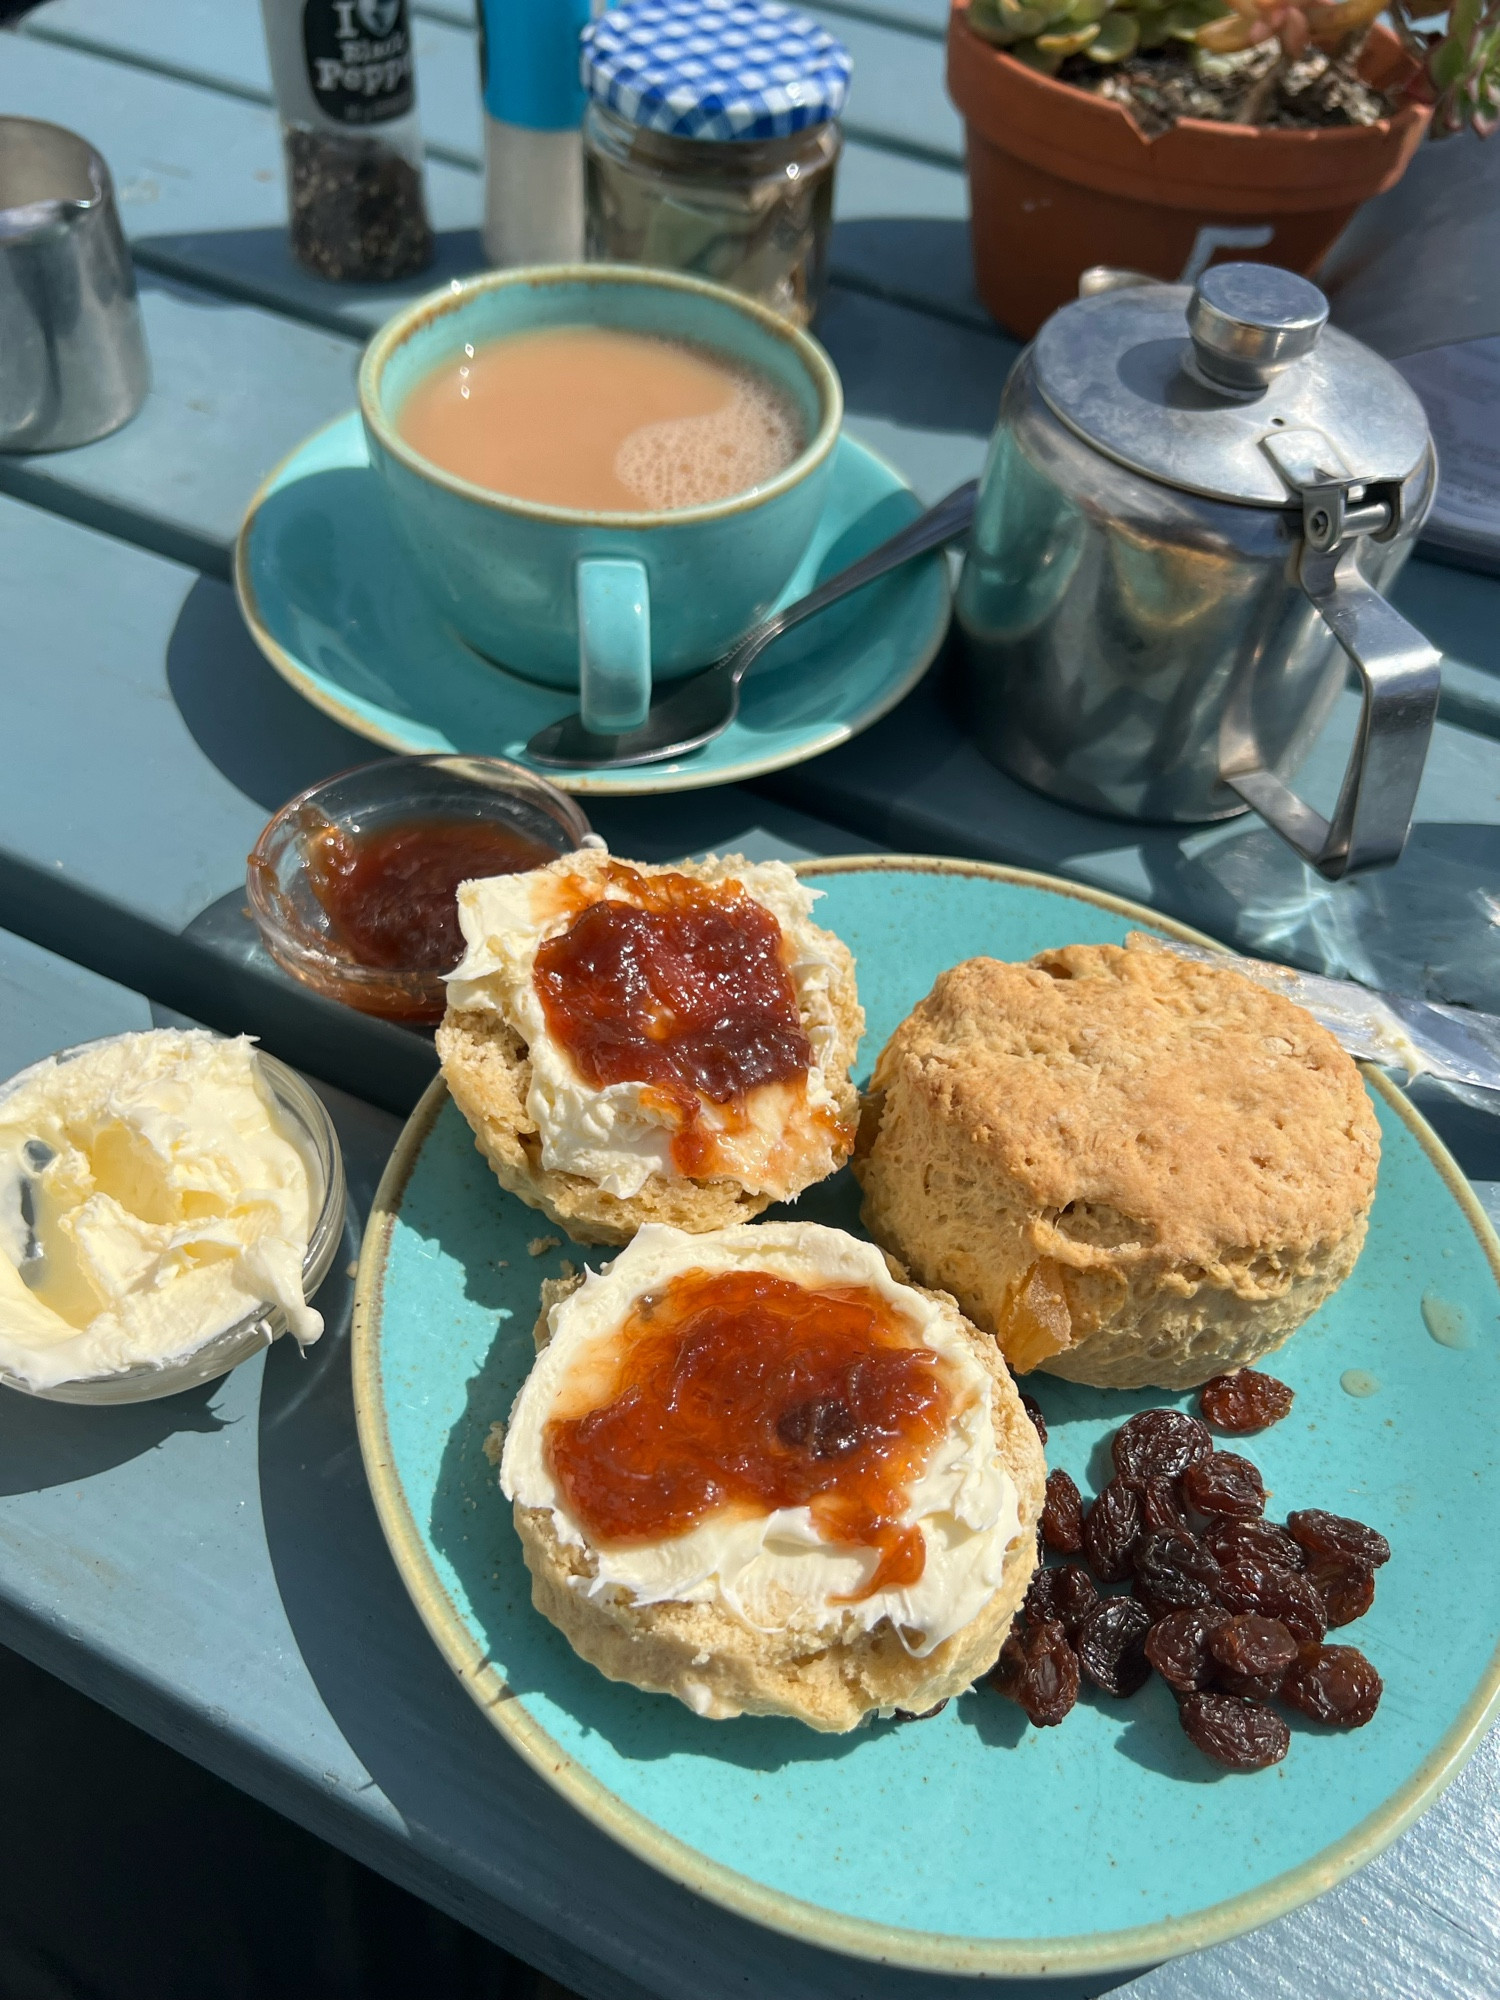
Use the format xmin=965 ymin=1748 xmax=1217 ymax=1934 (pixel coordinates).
xmin=167 ymin=575 xmax=382 ymax=815
xmin=828 ymin=217 xmax=992 ymax=335
xmin=817 ymin=280 xmax=1018 ymax=444
xmin=0 ymin=1378 xmax=227 ymax=1496
xmin=134 ymin=227 xmax=488 ymax=337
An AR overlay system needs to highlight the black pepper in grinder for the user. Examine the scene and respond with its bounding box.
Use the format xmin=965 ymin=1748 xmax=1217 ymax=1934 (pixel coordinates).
xmin=259 ymin=0 xmax=434 ymax=282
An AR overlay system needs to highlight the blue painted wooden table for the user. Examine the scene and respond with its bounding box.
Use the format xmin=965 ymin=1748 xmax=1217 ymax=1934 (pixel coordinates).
xmin=3 ymin=4 xmax=1500 ymax=1995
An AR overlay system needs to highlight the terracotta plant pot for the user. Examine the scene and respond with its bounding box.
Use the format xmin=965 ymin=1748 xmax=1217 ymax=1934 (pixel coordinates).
xmin=947 ymin=4 xmax=1431 ymax=338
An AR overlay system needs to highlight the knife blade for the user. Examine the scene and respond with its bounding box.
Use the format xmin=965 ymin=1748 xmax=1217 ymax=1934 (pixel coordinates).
xmin=1125 ymin=932 xmax=1500 ymax=1095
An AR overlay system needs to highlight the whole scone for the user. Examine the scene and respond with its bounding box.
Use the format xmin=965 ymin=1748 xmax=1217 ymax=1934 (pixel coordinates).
xmin=437 ymin=850 xmax=863 ymax=1245
xmin=854 ymin=941 xmax=1381 ymax=1390
xmin=499 ymin=1223 xmax=1045 ymax=1732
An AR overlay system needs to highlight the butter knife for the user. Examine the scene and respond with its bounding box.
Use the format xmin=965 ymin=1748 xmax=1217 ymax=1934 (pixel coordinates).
xmin=1126 ymin=932 xmax=1500 ymax=1094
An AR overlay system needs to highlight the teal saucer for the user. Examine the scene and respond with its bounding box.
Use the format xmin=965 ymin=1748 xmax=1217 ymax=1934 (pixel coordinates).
xmin=233 ymin=413 xmax=950 ymax=795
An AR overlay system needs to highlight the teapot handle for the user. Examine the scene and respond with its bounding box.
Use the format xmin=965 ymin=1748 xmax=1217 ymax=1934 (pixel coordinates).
xmin=1221 ymin=539 xmax=1441 ymax=880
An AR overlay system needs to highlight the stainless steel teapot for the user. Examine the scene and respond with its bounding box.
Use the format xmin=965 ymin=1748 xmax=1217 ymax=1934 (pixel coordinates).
xmin=954 ymin=263 xmax=1441 ymax=878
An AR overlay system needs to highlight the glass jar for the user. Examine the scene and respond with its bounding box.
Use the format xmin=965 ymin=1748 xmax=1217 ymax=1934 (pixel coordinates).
xmin=579 ymin=0 xmax=850 ymax=327
xmin=584 ymin=100 xmax=839 ymax=326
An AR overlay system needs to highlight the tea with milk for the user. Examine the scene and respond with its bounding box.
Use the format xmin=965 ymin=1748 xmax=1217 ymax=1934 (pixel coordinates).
xmin=396 ymin=325 xmax=804 ymax=513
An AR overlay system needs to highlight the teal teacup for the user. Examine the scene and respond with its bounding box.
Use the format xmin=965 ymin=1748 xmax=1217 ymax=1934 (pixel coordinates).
xmin=358 ymin=265 xmax=843 ymax=733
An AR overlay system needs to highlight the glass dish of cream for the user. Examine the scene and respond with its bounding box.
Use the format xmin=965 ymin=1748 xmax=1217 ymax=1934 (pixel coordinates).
xmin=0 ymin=1030 xmax=344 ymax=1403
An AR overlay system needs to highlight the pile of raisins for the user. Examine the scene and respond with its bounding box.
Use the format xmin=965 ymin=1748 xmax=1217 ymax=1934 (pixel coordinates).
xmin=993 ymin=1374 xmax=1386 ymax=1770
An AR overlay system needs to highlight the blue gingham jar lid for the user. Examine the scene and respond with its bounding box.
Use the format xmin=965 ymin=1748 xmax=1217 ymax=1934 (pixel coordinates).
xmin=581 ymin=0 xmax=852 ymax=142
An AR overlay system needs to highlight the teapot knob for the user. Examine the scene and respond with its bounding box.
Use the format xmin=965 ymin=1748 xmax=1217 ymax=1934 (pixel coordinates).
xmin=1186 ymin=263 xmax=1329 ymax=399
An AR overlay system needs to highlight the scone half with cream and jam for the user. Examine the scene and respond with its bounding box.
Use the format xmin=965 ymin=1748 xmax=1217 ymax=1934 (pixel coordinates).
xmin=498 ymin=1221 xmax=1045 ymax=1732
xmin=854 ymin=940 xmax=1381 ymax=1391
xmin=437 ymin=849 xmax=862 ymax=1245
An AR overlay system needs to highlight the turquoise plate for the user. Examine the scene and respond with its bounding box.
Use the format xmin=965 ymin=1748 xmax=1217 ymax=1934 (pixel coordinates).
xmin=233 ymin=413 xmax=949 ymax=796
xmin=352 ymin=858 xmax=1500 ymax=1978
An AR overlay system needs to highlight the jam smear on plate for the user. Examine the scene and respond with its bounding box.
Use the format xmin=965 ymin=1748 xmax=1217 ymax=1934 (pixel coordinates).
xmin=532 ymin=865 xmax=817 ymax=1176
xmin=306 ymin=816 xmax=554 ymax=973
xmin=545 ymin=1267 xmax=957 ymax=1599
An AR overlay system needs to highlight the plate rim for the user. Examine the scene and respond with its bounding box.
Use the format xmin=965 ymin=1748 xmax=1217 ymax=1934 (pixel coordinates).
xmin=232 ymin=414 xmax=950 ymax=797
xmin=350 ymin=854 xmax=1500 ymax=1977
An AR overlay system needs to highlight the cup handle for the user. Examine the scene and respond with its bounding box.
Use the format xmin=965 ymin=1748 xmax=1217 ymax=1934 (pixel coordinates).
xmin=576 ymin=557 xmax=651 ymax=734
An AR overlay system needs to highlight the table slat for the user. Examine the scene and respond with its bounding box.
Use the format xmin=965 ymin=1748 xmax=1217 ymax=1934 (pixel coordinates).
xmin=4 ymin=28 xmax=982 ymax=335
xmin=412 ymin=0 xmax=955 ymax=39
xmin=1115 ymin=1727 xmax=1500 ymax=2000
xmin=0 ymin=273 xmax=360 ymax=578
xmin=19 ymin=0 xmax=964 ymax=182
xmin=0 ymin=931 xmax=153 ymax=1072
xmin=810 ymin=0 xmax=952 ymax=39
xmin=0 ymin=31 xmax=479 ymax=337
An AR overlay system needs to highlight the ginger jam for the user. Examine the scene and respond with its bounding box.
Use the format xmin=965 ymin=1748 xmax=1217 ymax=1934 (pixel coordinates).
xmin=532 ymin=864 xmax=820 ymax=1178
xmin=545 ymin=1267 xmax=956 ymax=1599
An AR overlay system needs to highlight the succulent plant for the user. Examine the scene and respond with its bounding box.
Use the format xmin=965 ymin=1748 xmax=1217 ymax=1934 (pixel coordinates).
xmin=1393 ymin=0 xmax=1500 ymax=134
xmin=972 ymin=0 xmax=1500 ymax=139
xmin=1194 ymin=0 xmax=1383 ymax=59
xmin=967 ymin=0 xmax=1229 ymax=72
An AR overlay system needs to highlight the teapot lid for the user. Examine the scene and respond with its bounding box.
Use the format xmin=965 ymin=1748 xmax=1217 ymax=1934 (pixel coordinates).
xmin=1031 ymin=265 xmax=1431 ymax=507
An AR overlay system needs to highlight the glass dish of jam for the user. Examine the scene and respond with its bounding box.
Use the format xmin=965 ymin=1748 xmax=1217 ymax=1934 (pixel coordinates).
xmin=248 ymin=755 xmax=592 ymax=1024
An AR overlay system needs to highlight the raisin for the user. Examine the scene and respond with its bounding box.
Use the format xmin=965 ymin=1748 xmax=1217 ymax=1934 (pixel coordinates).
xmin=1111 ymin=1408 xmax=1212 ymax=1486
xmin=1082 ymin=1478 xmax=1142 ymax=1584
xmin=1216 ymin=1553 xmax=1327 ymax=1644
xmin=1025 ymin=1563 xmax=1094 ymax=1631
xmin=992 ymin=1619 xmax=1079 ymax=1727
xmin=1199 ymin=1370 xmax=1295 ymax=1434
xmin=1039 ymin=1562 xmax=1099 ymax=1638
xmin=1205 ymin=1517 xmax=1305 ymax=1572
xmin=1140 ymin=1477 xmax=1191 ymax=1535
xmin=1144 ymin=1605 xmax=1229 ymax=1694
xmin=1182 ymin=1451 xmax=1266 ymax=1520
xmin=1041 ymin=1469 xmax=1084 ymax=1554
xmin=1132 ymin=1530 xmax=1223 ymax=1615
xmin=1208 ymin=1614 xmax=1296 ymax=1698
xmin=1282 ymin=1644 xmax=1383 ymax=1727
xmin=1287 ymin=1509 xmax=1390 ymax=1570
xmin=1022 ymin=1564 xmax=1062 ymax=1627
xmin=1019 ymin=1392 xmax=1048 ymax=1446
xmin=1180 ymin=1691 xmax=1290 ymax=1770
xmin=1214 ymin=1668 xmax=1283 ymax=1702
xmin=1208 ymin=1614 xmax=1296 ymax=1676
xmin=1077 ymin=1596 xmax=1153 ymax=1697
xmin=1306 ymin=1556 xmax=1376 ymax=1628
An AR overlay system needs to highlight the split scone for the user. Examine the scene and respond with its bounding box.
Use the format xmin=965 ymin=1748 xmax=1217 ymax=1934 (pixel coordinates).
xmin=498 ymin=1221 xmax=1045 ymax=1731
xmin=437 ymin=850 xmax=862 ymax=1244
xmin=854 ymin=940 xmax=1381 ymax=1391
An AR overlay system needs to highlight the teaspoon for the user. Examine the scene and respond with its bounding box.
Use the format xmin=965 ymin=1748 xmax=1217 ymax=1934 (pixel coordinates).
xmin=526 ymin=480 xmax=978 ymax=771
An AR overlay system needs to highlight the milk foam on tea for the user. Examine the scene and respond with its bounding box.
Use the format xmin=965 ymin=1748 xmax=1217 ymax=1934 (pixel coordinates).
xmin=396 ymin=326 xmax=804 ymax=513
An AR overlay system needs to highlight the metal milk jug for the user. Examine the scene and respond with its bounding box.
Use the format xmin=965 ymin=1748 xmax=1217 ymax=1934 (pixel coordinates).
xmin=954 ymin=263 xmax=1441 ymax=879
